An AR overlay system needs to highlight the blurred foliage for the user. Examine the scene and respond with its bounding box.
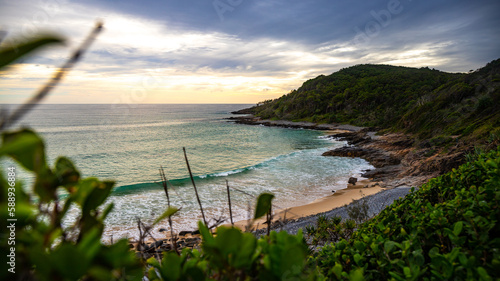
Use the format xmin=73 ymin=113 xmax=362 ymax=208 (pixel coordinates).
xmin=4 ymin=129 xmax=498 ymax=280
xmin=248 ymin=59 xmax=500 ymax=143
xmin=0 ymin=126 xmax=317 ymax=280
xmin=254 ymin=193 xmax=274 ymax=219
xmin=0 ymin=129 xmax=143 ymax=280
xmin=0 ymin=33 xmax=142 ymax=280
xmin=147 ymin=195 xmax=321 ymax=281
xmin=0 ymin=34 xmax=64 ymax=69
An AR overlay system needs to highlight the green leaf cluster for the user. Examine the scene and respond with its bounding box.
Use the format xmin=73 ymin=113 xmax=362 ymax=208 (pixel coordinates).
xmin=312 ymin=147 xmax=500 ymax=280
xmin=147 ymin=224 xmax=313 ymax=281
xmin=0 ymin=129 xmax=142 ymax=280
xmin=305 ymin=216 xmax=356 ymax=246
xmin=147 ymin=200 xmax=318 ymax=281
xmin=0 ymin=34 xmax=64 ymax=69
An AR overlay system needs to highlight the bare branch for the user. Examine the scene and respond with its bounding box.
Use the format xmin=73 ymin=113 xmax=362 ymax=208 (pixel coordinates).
xmin=0 ymin=22 xmax=103 ymax=130
xmin=183 ymin=147 xmax=207 ymax=226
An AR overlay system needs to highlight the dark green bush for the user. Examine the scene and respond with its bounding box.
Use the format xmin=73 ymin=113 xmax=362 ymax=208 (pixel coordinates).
xmin=305 ymin=215 xmax=356 ymax=246
xmin=312 ymin=147 xmax=500 ymax=280
xmin=147 ymin=198 xmax=319 ymax=281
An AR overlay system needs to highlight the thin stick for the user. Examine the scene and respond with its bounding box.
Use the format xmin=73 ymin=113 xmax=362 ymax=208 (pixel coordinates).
xmin=267 ymin=203 xmax=272 ymax=236
xmin=226 ymin=180 xmax=234 ymax=226
xmin=136 ymin=217 xmax=144 ymax=252
xmin=0 ymin=22 xmax=103 ymax=130
xmin=159 ymin=166 xmax=171 ymax=206
xmin=139 ymin=220 xmax=162 ymax=261
xmin=159 ymin=166 xmax=178 ymax=254
xmin=280 ymin=209 xmax=288 ymax=232
xmin=183 ymin=147 xmax=207 ymax=226
xmin=245 ymin=202 xmax=253 ymax=232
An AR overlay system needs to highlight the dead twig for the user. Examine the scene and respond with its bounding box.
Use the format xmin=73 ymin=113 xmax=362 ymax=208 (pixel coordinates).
xmin=159 ymin=166 xmax=179 ymax=254
xmin=226 ymin=180 xmax=234 ymax=226
xmin=0 ymin=22 xmax=103 ymax=130
xmin=208 ymin=216 xmax=226 ymax=230
xmin=183 ymin=147 xmax=207 ymax=226
xmin=266 ymin=203 xmax=272 ymax=236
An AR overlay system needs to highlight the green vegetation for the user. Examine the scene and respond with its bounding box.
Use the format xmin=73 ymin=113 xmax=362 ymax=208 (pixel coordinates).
xmin=0 ymin=129 xmax=314 ymax=280
xmin=246 ymin=60 xmax=500 ymax=142
xmin=2 ymin=127 xmax=498 ymax=280
xmin=305 ymin=216 xmax=357 ymax=246
xmin=147 ymin=222 xmax=314 ymax=280
xmin=2 ymin=29 xmax=498 ymax=280
xmin=0 ymin=129 xmax=143 ymax=280
xmin=312 ymin=147 xmax=500 ymax=280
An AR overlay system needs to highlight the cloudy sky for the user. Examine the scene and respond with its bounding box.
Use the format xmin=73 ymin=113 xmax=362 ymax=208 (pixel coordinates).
xmin=0 ymin=0 xmax=499 ymax=104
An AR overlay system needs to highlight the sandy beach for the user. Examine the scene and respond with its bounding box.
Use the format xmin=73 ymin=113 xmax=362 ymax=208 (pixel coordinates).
xmin=140 ymin=179 xmax=411 ymax=251
xmin=230 ymin=178 xmax=384 ymax=230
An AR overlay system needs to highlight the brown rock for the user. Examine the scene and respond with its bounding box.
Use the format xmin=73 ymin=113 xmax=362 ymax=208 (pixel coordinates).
xmin=322 ymin=146 xmax=401 ymax=168
xmin=348 ymin=177 xmax=358 ymax=185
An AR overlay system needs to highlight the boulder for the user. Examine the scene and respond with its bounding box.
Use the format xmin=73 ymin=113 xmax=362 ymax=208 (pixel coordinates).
xmin=322 ymin=146 xmax=401 ymax=168
xmin=362 ymin=165 xmax=401 ymax=180
xmin=348 ymin=177 xmax=358 ymax=185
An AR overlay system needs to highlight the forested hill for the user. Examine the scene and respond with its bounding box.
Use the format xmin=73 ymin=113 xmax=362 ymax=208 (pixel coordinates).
xmin=240 ymin=59 xmax=500 ymax=141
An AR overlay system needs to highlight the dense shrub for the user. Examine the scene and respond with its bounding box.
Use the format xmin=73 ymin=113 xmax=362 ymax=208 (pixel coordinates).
xmin=312 ymin=147 xmax=500 ymax=280
xmin=147 ymin=222 xmax=314 ymax=281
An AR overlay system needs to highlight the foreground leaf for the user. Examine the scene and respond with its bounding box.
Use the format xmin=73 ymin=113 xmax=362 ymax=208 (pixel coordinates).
xmin=0 ymin=34 xmax=64 ymax=69
xmin=254 ymin=193 xmax=274 ymax=219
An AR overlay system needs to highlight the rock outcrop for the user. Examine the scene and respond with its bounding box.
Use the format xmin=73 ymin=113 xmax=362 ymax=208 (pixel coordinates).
xmin=322 ymin=130 xmax=469 ymax=188
xmin=228 ymin=115 xmax=472 ymax=189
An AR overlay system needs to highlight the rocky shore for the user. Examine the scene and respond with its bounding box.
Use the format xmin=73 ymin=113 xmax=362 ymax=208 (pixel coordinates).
xmin=228 ymin=114 xmax=469 ymax=189
xmin=223 ymin=114 xmax=474 ymax=241
xmin=226 ymin=115 xmax=365 ymax=132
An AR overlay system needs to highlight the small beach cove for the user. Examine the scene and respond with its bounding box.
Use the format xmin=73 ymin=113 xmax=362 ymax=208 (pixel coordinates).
xmin=136 ymin=115 xmax=424 ymax=250
xmin=220 ymin=113 xmax=459 ymax=233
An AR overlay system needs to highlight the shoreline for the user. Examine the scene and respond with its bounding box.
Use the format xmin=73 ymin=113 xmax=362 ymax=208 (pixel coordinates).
xmin=229 ymin=178 xmax=383 ymax=231
xmin=137 ymin=114 xmax=443 ymax=251
xmin=223 ymin=115 xmax=397 ymax=231
xmin=223 ymin=115 xmax=386 ymax=230
xmin=221 ymin=114 xmax=453 ymax=230
xmin=227 ymin=114 xmax=443 ymax=189
xmin=226 ymin=115 xmax=365 ymax=132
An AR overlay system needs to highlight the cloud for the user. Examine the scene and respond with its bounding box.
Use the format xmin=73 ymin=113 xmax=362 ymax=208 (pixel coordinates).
xmin=0 ymin=0 xmax=499 ymax=103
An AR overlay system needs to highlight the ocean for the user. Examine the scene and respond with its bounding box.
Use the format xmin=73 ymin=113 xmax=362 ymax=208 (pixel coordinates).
xmin=4 ymin=104 xmax=373 ymax=240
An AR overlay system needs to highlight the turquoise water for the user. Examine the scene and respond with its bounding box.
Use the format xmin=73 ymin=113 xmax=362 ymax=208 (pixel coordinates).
xmin=6 ymin=104 xmax=372 ymax=240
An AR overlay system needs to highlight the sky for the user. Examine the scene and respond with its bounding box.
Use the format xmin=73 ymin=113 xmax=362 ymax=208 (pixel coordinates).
xmin=0 ymin=0 xmax=499 ymax=104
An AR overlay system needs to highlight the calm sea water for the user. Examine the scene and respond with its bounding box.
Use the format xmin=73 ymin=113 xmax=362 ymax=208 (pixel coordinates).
xmin=5 ymin=104 xmax=372 ymax=240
